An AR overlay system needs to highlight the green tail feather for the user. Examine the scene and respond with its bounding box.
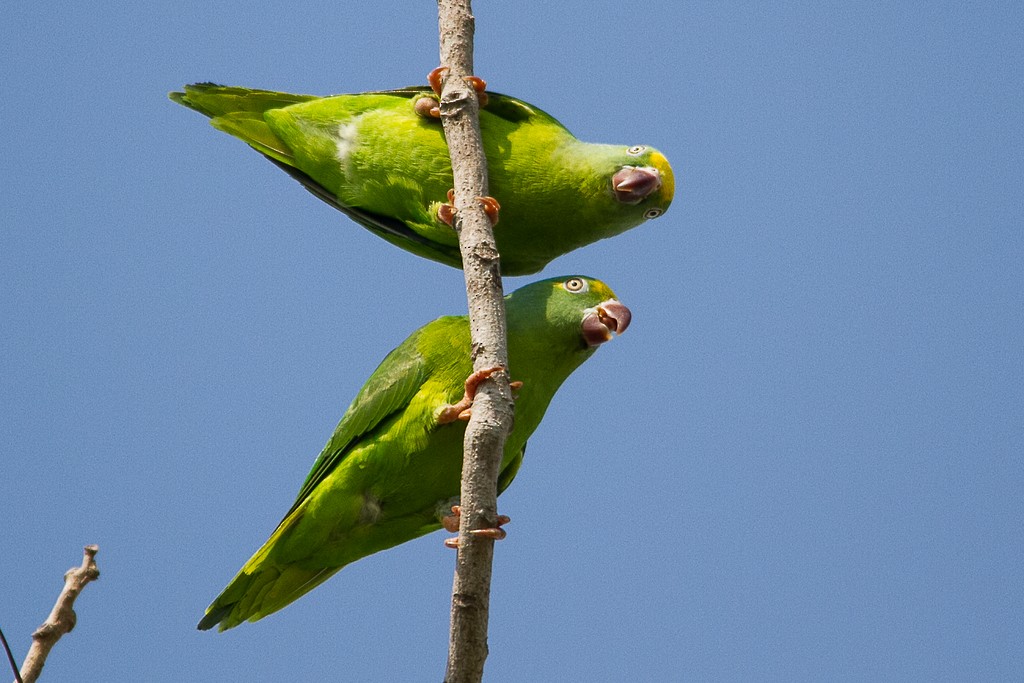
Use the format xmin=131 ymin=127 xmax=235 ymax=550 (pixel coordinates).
xmin=169 ymin=83 xmax=316 ymax=164
xmin=169 ymin=83 xmax=318 ymax=118
xmin=198 ymin=563 xmax=340 ymax=631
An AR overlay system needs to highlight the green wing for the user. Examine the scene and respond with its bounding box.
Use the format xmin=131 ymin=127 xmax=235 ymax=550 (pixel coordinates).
xmin=262 ymin=155 xmax=464 ymax=266
xmin=196 ymin=331 xmax=433 ymax=631
xmin=170 ymin=83 xmax=463 ymax=264
xmin=281 ymin=331 xmax=431 ymax=523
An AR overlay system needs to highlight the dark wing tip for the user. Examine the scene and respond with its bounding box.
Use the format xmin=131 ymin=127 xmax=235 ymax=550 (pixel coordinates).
xmin=196 ymin=605 xmax=231 ymax=631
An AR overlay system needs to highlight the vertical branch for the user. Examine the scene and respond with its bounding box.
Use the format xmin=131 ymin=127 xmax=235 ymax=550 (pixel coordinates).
xmin=18 ymin=545 xmax=100 ymax=683
xmin=436 ymin=2 xmax=514 ymax=682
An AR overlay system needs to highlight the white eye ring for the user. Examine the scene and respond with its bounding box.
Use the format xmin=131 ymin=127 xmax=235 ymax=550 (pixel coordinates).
xmin=643 ymin=208 xmax=664 ymax=219
xmin=564 ymin=277 xmax=588 ymax=293
xmin=627 ymin=145 xmax=646 ymax=156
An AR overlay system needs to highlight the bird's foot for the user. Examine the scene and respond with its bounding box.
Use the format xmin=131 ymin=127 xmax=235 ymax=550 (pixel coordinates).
xmin=427 ymin=66 xmax=447 ymax=95
xmin=437 ymin=190 xmax=501 ymax=228
xmin=477 ymin=195 xmax=501 ymax=226
xmin=437 ymin=189 xmax=458 ymax=227
xmin=443 ymin=505 xmax=511 ymax=548
xmin=437 ymin=366 xmax=504 ymax=424
xmin=466 ymin=77 xmax=489 ymax=106
xmin=413 ymin=96 xmax=441 ymax=119
xmin=427 ymin=66 xmax=489 ymax=106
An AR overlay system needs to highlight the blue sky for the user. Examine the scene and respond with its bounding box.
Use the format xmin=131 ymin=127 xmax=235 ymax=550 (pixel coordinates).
xmin=2 ymin=2 xmax=1021 ymax=680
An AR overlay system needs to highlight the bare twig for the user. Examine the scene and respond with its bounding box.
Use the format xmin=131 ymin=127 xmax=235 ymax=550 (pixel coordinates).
xmin=18 ymin=545 xmax=100 ymax=683
xmin=1 ymin=626 xmax=24 ymax=683
xmin=435 ymin=2 xmax=514 ymax=682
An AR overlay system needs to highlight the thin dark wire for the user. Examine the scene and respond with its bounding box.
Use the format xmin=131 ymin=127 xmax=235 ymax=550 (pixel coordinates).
xmin=0 ymin=625 xmax=24 ymax=683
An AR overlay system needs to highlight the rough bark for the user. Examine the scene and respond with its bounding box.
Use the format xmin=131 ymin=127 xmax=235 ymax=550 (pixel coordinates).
xmin=17 ymin=545 xmax=100 ymax=683
xmin=436 ymin=2 xmax=514 ymax=682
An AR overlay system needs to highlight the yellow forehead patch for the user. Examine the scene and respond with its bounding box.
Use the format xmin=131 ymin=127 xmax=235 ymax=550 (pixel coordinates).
xmin=585 ymin=278 xmax=616 ymax=300
xmin=549 ymin=276 xmax=617 ymax=301
xmin=649 ymin=151 xmax=675 ymax=201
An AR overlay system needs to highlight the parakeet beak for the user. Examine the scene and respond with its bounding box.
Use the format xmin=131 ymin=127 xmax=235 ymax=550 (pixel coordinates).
xmin=581 ymin=299 xmax=632 ymax=347
xmin=612 ymin=166 xmax=662 ymax=204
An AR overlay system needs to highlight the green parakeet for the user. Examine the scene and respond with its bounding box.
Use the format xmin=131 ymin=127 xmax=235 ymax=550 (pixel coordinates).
xmin=170 ymin=83 xmax=674 ymax=275
xmin=197 ymin=275 xmax=631 ymax=631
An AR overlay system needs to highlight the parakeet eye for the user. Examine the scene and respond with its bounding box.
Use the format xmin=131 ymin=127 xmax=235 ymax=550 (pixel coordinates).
xmin=564 ymin=277 xmax=588 ymax=293
xmin=643 ymin=208 xmax=664 ymax=219
xmin=627 ymin=145 xmax=647 ymax=156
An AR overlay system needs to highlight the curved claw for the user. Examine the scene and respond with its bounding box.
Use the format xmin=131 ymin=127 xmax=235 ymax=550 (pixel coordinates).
xmin=436 ymin=366 xmax=504 ymax=424
xmin=442 ymin=505 xmax=462 ymax=533
xmin=443 ymin=506 xmax=511 ymax=548
xmin=465 ymin=76 xmax=489 ymax=106
xmin=427 ymin=66 xmax=488 ymax=106
xmin=437 ymin=191 xmax=500 ymax=228
xmin=477 ymin=196 xmax=500 ymax=226
xmin=428 ymin=66 xmax=449 ymax=96
xmin=438 ymin=203 xmax=456 ymax=227
xmin=437 ymin=189 xmax=458 ymax=227
xmin=470 ymin=527 xmax=507 ymax=540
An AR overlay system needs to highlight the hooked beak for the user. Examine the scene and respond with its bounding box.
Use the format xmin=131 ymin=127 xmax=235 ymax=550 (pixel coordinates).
xmin=612 ymin=166 xmax=662 ymax=204
xmin=581 ymin=299 xmax=632 ymax=347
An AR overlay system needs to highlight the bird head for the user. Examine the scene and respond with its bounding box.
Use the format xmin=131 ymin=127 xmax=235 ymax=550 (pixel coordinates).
xmin=506 ymin=276 xmax=631 ymax=352
xmin=609 ymin=145 xmax=675 ymax=220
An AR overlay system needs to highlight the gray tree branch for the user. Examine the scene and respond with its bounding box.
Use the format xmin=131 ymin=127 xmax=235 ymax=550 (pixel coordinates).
xmin=435 ymin=2 xmax=514 ymax=682
xmin=17 ymin=545 xmax=100 ymax=683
